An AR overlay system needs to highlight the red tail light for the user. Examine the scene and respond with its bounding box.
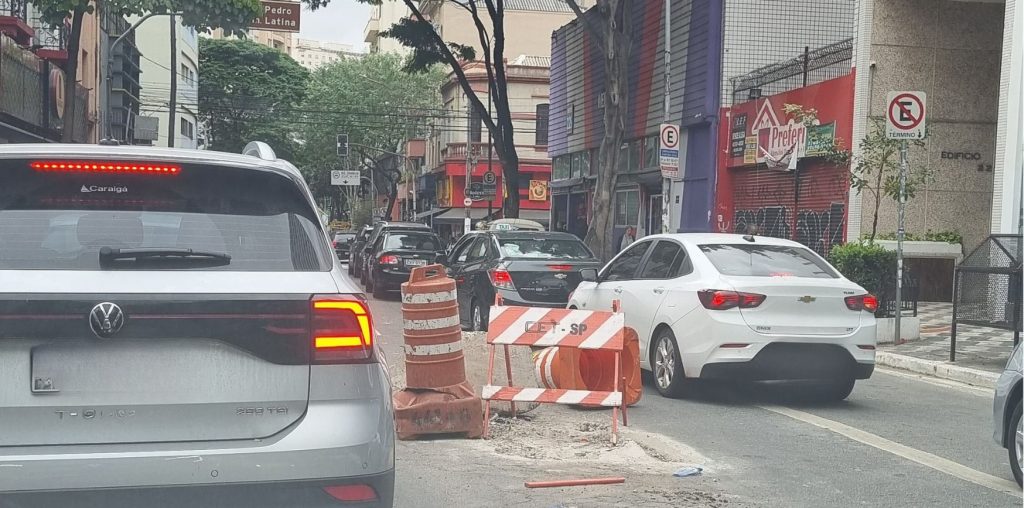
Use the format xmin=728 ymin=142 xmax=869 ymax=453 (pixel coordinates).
xmin=547 ymin=264 xmax=573 ymax=271
xmin=697 ymin=290 xmax=766 ymax=310
xmin=332 ymin=240 xmax=338 ymax=248
xmin=322 ymin=484 xmax=378 ymax=502
xmin=845 ymin=294 xmax=878 ymax=313
xmin=31 ymin=161 xmax=181 ymax=175
xmin=311 ymin=297 xmax=374 ymax=363
xmin=378 ymin=254 xmax=400 ymax=265
xmin=489 ymin=269 xmax=515 ymax=290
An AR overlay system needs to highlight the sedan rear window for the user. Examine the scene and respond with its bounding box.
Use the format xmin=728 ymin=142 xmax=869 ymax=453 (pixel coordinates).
xmin=0 ymin=159 xmax=331 ymax=271
xmin=498 ymin=238 xmax=594 ymax=259
xmin=698 ymin=244 xmax=838 ymax=278
xmin=383 ymin=232 xmax=441 ymax=251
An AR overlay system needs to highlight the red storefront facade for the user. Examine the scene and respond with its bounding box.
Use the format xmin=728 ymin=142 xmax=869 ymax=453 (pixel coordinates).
xmin=714 ymin=74 xmax=855 ymax=257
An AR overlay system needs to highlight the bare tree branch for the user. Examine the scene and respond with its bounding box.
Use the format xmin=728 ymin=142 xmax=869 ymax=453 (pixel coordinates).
xmin=565 ymin=0 xmax=606 ymax=51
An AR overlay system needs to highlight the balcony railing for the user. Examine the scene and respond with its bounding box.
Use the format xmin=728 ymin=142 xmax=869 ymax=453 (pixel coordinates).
xmin=0 ymin=34 xmax=88 ymax=141
xmin=0 ymin=0 xmax=26 ymax=19
xmin=441 ymin=142 xmax=491 ymax=161
xmin=0 ymin=0 xmax=32 ymax=45
xmin=31 ymin=17 xmax=68 ymax=62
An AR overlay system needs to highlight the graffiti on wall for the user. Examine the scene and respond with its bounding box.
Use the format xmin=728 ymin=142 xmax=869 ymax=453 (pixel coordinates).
xmin=733 ymin=203 xmax=846 ymax=257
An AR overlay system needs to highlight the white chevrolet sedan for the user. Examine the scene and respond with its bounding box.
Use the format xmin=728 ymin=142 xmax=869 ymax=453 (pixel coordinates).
xmin=569 ymin=233 xmax=877 ymax=400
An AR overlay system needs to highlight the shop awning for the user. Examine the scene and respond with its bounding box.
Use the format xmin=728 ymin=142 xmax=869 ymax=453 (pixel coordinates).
xmin=433 ymin=208 xmax=494 ymax=224
xmin=415 ymin=207 xmax=449 ymax=220
xmin=515 ymin=209 xmax=551 ymax=225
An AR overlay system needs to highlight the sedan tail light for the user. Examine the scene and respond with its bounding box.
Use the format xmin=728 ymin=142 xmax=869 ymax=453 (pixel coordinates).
xmin=547 ymin=264 xmax=573 ymax=271
xmin=489 ymin=269 xmax=516 ymax=290
xmin=697 ymin=289 xmax=766 ymax=310
xmin=311 ymin=297 xmax=374 ymax=363
xmin=378 ymin=254 xmax=400 ymax=265
xmin=845 ymin=294 xmax=878 ymax=313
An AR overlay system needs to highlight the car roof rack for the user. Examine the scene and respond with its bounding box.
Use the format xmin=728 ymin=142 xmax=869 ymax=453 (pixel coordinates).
xmin=242 ymin=141 xmax=277 ymax=162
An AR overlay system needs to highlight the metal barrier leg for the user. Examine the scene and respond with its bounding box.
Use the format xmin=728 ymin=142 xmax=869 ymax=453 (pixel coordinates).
xmin=611 ymin=351 xmax=621 ymax=446
xmin=950 ymin=320 xmax=957 ymax=363
xmin=503 ymin=344 xmax=516 ymax=416
xmin=483 ymin=344 xmax=496 ymax=438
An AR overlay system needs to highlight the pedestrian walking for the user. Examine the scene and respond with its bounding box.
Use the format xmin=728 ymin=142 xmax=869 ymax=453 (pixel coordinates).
xmin=619 ymin=226 xmax=636 ymax=252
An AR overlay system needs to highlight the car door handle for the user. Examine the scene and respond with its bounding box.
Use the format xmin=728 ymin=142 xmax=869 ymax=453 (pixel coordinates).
xmin=653 ymin=287 xmax=665 ymax=294
xmin=613 ymin=286 xmax=623 ymax=294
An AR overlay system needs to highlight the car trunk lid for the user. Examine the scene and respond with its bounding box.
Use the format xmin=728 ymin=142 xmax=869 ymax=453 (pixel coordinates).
xmin=505 ymin=259 xmax=603 ymax=304
xmin=723 ymin=276 xmax=863 ymax=336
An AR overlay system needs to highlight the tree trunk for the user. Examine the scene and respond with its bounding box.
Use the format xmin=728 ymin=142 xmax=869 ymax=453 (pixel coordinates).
xmin=584 ymin=0 xmax=629 ymax=262
xmin=60 ymin=6 xmax=86 ymax=143
xmin=868 ymin=151 xmax=888 ymax=243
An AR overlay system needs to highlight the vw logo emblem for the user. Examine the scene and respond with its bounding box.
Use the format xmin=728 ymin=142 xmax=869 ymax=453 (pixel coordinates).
xmin=89 ymin=302 xmax=126 ymax=338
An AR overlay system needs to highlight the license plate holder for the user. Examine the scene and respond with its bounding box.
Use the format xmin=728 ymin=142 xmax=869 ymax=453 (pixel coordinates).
xmin=405 ymin=259 xmax=427 ymax=267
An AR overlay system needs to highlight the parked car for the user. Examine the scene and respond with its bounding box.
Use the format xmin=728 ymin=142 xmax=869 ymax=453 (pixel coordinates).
xmin=358 ymin=221 xmax=431 ymax=287
xmin=993 ymin=343 xmax=1023 ymax=486
xmin=365 ymin=229 xmax=445 ymax=298
xmin=348 ymin=224 xmax=374 ymax=276
xmin=568 ymin=233 xmax=877 ymax=401
xmin=0 ymin=143 xmax=394 ymax=507
xmin=332 ymin=231 xmax=356 ymax=260
xmin=444 ymin=231 xmax=601 ymax=331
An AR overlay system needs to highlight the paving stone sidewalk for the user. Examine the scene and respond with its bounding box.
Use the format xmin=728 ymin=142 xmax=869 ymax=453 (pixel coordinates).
xmin=880 ymin=302 xmax=1019 ymax=374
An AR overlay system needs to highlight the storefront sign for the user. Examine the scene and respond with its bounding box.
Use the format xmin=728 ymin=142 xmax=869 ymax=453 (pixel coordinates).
xmin=941 ymin=151 xmax=982 ymax=160
xmin=730 ymin=114 xmax=748 ymax=158
xmin=805 ymin=123 xmax=837 ymax=157
xmin=529 ymin=180 xmax=549 ymax=201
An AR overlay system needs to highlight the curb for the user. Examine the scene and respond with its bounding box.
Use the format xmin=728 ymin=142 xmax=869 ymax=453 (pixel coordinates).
xmin=875 ymin=351 xmax=1000 ymax=389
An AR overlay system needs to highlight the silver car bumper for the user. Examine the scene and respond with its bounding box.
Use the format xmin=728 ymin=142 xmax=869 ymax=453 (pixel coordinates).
xmin=993 ymin=345 xmax=1023 ymax=447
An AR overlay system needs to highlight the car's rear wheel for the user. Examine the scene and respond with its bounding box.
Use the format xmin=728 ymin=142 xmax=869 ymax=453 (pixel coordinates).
xmin=471 ymin=299 xmax=488 ymax=332
xmin=372 ymin=276 xmax=386 ymax=299
xmin=1010 ymin=400 xmax=1023 ymax=487
xmin=651 ymin=328 xmax=687 ymax=398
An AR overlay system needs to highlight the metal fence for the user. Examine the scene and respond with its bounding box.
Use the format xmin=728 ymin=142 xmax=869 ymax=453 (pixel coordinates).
xmin=951 ymin=235 xmax=1023 ymax=361
xmin=0 ymin=0 xmax=27 ymax=19
xmin=730 ymin=38 xmax=853 ymax=104
xmin=0 ymin=34 xmax=87 ymax=141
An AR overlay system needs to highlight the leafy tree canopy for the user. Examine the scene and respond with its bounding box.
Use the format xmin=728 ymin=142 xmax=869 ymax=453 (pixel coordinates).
xmin=35 ymin=0 xmax=261 ymax=35
xmin=198 ymin=37 xmax=309 ymax=159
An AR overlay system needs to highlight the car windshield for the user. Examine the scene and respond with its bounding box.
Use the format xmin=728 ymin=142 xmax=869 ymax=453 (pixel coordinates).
xmin=0 ymin=160 xmax=330 ymax=271
xmin=498 ymin=237 xmax=593 ymax=259
xmin=698 ymin=243 xmax=838 ymax=278
xmin=383 ymin=232 xmax=440 ymax=251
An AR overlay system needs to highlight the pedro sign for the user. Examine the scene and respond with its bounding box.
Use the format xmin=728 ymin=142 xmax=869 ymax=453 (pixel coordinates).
xmin=250 ymin=0 xmax=301 ymax=32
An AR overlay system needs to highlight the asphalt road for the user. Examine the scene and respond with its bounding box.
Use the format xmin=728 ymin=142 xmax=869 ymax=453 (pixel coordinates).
xmin=363 ymin=287 xmax=1022 ymax=507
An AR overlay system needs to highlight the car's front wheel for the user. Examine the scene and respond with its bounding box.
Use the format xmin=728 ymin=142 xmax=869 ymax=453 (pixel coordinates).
xmin=651 ymin=328 xmax=687 ymax=398
xmin=1010 ymin=399 xmax=1023 ymax=487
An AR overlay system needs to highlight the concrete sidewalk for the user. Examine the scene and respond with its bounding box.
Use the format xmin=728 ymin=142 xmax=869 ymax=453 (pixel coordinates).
xmin=876 ymin=302 xmax=1018 ymax=389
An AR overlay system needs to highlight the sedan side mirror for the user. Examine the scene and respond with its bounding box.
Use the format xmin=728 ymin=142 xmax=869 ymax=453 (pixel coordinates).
xmin=580 ymin=268 xmax=599 ymax=282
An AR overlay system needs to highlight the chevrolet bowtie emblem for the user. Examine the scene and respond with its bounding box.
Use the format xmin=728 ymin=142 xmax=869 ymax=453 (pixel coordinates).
xmin=797 ymin=296 xmax=816 ymax=303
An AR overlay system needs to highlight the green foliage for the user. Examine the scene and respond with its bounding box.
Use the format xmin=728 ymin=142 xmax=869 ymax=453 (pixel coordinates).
xmin=34 ymin=0 xmax=260 ymax=35
xmin=828 ymin=242 xmax=896 ymax=295
xmin=198 ymin=37 xmax=309 ymax=159
xmin=382 ymin=18 xmax=475 ymax=73
xmin=781 ymin=103 xmax=851 ymax=166
xmin=298 ymin=53 xmax=445 ymax=198
xmin=872 ymin=230 xmax=963 ymax=244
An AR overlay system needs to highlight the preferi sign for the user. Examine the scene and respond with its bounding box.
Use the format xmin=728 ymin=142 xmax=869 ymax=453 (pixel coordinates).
xmin=250 ymin=0 xmax=301 ymax=33
xmin=331 ymin=170 xmax=360 ymax=186
xmin=885 ymin=91 xmax=927 ymax=140
xmin=659 ymin=123 xmax=680 ymax=178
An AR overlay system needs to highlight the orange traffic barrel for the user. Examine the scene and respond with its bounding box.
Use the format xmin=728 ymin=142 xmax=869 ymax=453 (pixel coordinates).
xmin=532 ymin=327 xmax=642 ymax=406
xmin=400 ymin=264 xmax=467 ymax=389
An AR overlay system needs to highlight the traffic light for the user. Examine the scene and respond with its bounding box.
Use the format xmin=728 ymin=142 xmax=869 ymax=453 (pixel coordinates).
xmin=337 ymin=134 xmax=349 ymax=157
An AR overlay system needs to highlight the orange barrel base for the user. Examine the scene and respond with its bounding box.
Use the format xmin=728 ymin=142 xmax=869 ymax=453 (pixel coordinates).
xmin=393 ymin=381 xmax=483 ymax=440
xmin=400 ymin=264 xmax=467 ymax=390
xmin=532 ymin=327 xmax=642 ymax=407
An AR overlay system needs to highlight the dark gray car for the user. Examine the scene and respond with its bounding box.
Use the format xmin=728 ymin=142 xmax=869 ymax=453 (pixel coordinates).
xmin=0 ymin=143 xmax=394 ymax=507
xmin=993 ymin=343 xmax=1023 ymax=487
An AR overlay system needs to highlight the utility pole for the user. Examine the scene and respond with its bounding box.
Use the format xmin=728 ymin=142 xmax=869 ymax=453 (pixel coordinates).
xmin=487 ymin=90 xmax=494 ymax=220
xmin=661 ymin=0 xmax=672 ymax=234
xmin=167 ymin=13 xmax=177 ymax=148
xmin=895 ymin=140 xmax=908 ymax=344
xmin=104 ymin=11 xmax=177 ymax=142
xmin=465 ymin=100 xmax=473 ymax=235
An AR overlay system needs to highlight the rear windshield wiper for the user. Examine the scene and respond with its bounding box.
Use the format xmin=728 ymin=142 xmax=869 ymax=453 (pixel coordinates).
xmin=99 ymin=247 xmax=232 ymax=265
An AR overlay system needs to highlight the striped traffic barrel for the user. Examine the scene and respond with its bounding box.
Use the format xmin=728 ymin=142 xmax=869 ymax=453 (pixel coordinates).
xmin=400 ymin=264 xmax=467 ymax=389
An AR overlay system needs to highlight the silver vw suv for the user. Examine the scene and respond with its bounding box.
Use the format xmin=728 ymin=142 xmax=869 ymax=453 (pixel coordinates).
xmin=0 ymin=143 xmax=395 ymax=507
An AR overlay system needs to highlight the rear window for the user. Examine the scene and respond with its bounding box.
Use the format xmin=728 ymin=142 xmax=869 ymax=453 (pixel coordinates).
xmin=498 ymin=237 xmax=594 ymax=259
xmin=698 ymin=244 xmax=838 ymax=278
xmin=383 ymin=232 xmax=441 ymax=251
xmin=333 ymin=233 xmax=356 ymax=242
xmin=0 ymin=159 xmax=331 ymax=271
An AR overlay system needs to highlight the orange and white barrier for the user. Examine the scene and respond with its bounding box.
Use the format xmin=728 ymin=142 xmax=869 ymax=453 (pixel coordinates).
xmin=482 ymin=297 xmax=628 ymax=444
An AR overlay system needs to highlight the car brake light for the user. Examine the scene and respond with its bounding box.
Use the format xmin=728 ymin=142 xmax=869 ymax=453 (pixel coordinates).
xmin=697 ymin=289 xmax=765 ymax=310
xmin=332 ymin=240 xmax=338 ymax=248
xmin=845 ymin=294 xmax=878 ymax=313
xmin=311 ymin=297 xmax=374 ymax=363
xmin=547 ymin=264 xmax=573 ymax=271
xmin=322 ymin=484 xmax=378 ymax=502
xmin=379 ymin=254 xmax=400 ymax=265
xmin=489 ymin=269 xmax=515 ymax=290
xmin=30 ymin=161 xmax=181 ymax=175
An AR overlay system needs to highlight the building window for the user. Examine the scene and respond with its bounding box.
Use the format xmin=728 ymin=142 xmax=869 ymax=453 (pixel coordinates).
xmin=615 ymin=189 xmax=640 ymax=226
xmin=180 ymin=118 xmax=194 ymax=140
xmin=180 ymin=63 xmax=195 ymax=86
xmin=553 ymin=155 xmax=570 ymax=181
xmin=566 ymin=103 xmax=575 ymax=134
xmin=535 ymin=103 xmax=549 ymax=146
xmin=644 ymin=135 xmax=659 ymax=169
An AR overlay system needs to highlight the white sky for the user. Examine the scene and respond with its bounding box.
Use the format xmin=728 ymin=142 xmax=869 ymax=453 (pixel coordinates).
xmin=298 ymin=1 xmax=371 ymax=49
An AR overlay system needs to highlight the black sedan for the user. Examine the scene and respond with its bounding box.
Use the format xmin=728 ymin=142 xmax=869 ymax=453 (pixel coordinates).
xmin=347 ymin=225 xmax=374 ymax=276
xmin=365 ymin=230 xmax=445 ymax=298
xmin=332 ymin=231 xmax=356 ymax=260
xmin=443 ymin=231 xmax=601 ymax=331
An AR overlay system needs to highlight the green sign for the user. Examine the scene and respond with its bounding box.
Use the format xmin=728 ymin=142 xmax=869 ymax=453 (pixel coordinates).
xmin=805 ymin=122 xmax=836 ymax=157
